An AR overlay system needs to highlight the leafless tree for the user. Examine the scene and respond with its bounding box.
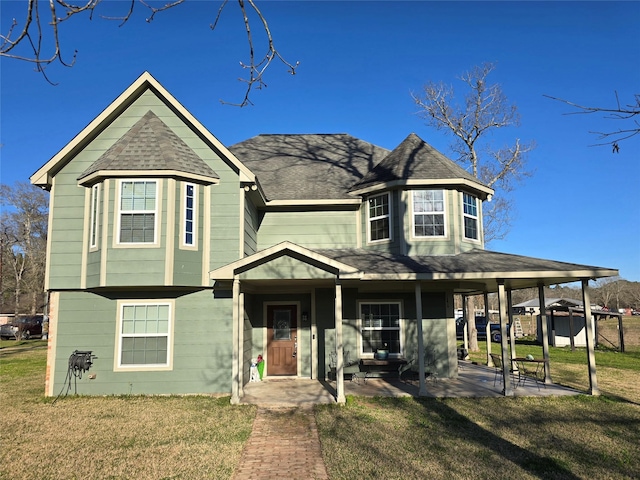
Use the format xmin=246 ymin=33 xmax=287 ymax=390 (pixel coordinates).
xmin=412 ymin=62 xmax=535 ymax=243
xmin=0 ymin=182 xmax=48 ymax=315
xmin=592 ymin=276 xmax=624 ymax=312
xmin=544 ymin=92 xmax=640 ymax=153
xmin=0 ymin=0 xmax=298 ymax=106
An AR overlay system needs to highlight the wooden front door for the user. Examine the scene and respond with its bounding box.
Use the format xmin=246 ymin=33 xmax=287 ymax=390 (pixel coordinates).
xmin=267 ymin=305 xmax=297 ymax=376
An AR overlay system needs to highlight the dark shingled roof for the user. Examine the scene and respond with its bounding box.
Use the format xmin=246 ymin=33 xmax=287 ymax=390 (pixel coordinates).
xmin=229 ymin=134 xmax=390 ymax=201
xmin=78 ymin=110 xmax=219 ymax=183
xmin=350 ymin=133 xmax=484 ymax=191
xmin=317 ymin=248 xmax=611 ymax=277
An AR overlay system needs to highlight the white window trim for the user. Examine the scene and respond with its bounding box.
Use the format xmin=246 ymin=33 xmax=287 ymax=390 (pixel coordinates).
xmin=89 ymin=183 xmax=100 ymax=250
xmin=115 ymin=179 xmax=160 ymax=247
xmin=357 ymin=300 xmax=404 ymax=359
xmin=462 ymin=192 xmax=480 ymax=242
xmin=366 ymin=192 xmax=392 ymax=244
xmin=411 ymin=189 xmax=447 ymax=239
xmin=114 ymin=299 xmax=174 ymax=372
xmin=180 ymin=182 xmax=197 ymax=250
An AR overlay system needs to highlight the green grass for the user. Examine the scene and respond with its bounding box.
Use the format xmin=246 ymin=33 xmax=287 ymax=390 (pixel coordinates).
xmin=3 ymin=339 xmax=640 ymax=479
xmin=316 ymin=394 xmax=640 ymax=480
xmin=0 ymin=344 xmax=256 ymax=480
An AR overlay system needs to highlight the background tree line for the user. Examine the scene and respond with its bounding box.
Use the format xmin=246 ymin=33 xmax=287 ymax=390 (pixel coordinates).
xmin=0 ymin=182 xmax=48 ymax=315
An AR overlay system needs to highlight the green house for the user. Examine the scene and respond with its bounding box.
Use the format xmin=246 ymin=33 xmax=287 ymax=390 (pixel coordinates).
xmin=31 ymin=72 xmax=617 ymax=402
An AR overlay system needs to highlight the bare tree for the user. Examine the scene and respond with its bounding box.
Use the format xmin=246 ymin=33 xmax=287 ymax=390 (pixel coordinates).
xmin=412 ymin=62 xmax=535 ymax=243
xmin=592 ymin=277 xmax=623 ymax=312
xmin=0 ymin=182 xmax=48 ymax=315
xmin=0 ymin=0 xmax=298 ymax=106
xmin=544 ymin=92 xmax=640 ymax=152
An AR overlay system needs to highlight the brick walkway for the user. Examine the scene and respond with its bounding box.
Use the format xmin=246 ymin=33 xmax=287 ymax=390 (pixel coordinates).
xmin=232 ymin=407 xmax=329 ymax=480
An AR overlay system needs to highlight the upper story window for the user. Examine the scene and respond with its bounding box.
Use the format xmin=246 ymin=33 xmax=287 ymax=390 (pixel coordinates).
xmin=118 ymin=180 xmax=157 ymax=244
xmin=89 ymin=183 xmax=100 ymax=249
xmin=182 ymin=183 xmax=196 ymax=248
xmin=462 ymin=192 xmax=479 ymax=240
xmin=412 ymin=190 xmax=445 ymax=237
xmin=368 ymin=193 xmax=391 ymax=242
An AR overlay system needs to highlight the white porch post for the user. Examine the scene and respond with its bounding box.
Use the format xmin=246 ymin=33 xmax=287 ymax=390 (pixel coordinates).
xmin=415 ymin=282 xmax=427 ymax=396
xmin=230 ymin=276 xmax=241 ymax=404
xmin=538 ymin=284 xmax=552 ymax=384
xmin=484 ymin=292 xmax=493 ymax=367
xmin=498 ymin=281 xmax=514 ymax=396
xmin=462 ymin=296 xmax=469 ymax=350
xmin=335 ymin=279 xmax=346 ymax=404
xmin=238 ymin=288 xmax=245 ymax=397
xmin=507 ymin=288 xmax=517 ymax=366
xmin=581 ymin=279 xmax=599 ymax=395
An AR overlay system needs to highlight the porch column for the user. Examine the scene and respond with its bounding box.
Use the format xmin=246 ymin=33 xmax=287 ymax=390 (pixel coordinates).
xmin=484 ymin=292 xmax=493 ymax=367
xmin=335 ymin=279 xmax=346 ymax=404
xmin=231 ymin=276 xmax=241 ymax=404
xmin=581 ymin=279 xmax=599 ymax=395
xmin=415 ymin=282 xmax=427 ymax=396
xmin=498 ymin=281 xmax=514 ymax=396
xmin=238 ymin=289 xmax=245 ymax=397
xmin=461 ymin=296 xmax=469 ymax=351
xmin=507 ymin=288 xmax=518 ymax=366
xmin=538 ymin=284 xmax=552 ymax=384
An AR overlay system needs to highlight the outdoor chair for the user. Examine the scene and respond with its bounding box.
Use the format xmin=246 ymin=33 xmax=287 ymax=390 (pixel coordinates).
xmin=399 ymin=349 xmax=438 ymax=384
xmin=329 ymin=351 xmax=362 ymax=382
xmin=489 ymin=353 xmax=518 ymax=388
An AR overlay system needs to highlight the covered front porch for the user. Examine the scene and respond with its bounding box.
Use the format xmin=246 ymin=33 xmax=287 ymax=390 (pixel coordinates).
xmin=210 ymin=242 xmax=618 ymax=405
xmin=238 ymin=361 xmax=582 ymax=407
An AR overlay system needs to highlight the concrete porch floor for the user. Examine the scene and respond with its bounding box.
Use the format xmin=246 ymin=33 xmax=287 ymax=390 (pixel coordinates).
xmin=239 ymin=361 xmax=582 ymax=407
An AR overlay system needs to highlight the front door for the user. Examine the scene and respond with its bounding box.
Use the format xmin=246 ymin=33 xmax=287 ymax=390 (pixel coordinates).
xmin=267 ymin=305 xmax=297 ymax=376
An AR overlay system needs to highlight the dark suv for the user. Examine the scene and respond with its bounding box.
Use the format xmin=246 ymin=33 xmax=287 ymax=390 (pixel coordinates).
xmin=456 ymin=316 xmax=505 ymax=343
xmin=0 ymin=315 xmax=44 ymax=340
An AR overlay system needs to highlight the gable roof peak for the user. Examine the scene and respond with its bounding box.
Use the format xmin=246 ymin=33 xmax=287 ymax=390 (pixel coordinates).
xmin=77 ymin=110 xmax=219 ymax=185
xmin=349 ymin=132 xmax=493 ymax=197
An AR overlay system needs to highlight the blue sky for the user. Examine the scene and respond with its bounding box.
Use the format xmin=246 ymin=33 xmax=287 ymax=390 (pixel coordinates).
xmin=1 ymin=1 xmax=639 ymax=281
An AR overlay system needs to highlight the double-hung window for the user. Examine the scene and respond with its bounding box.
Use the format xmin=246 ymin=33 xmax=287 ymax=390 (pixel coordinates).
xmin=182 ymin=183 xmax=196 ymax=248
xmin=117 ymin=302 xmax=172 ymax=369
xmin=119 ymin=180 xmax=157 ymax=244
xmin=368 ymin=193 xmax=391 ymax=242
xmin=89 ymin=183 xmax=100 ymax=249
xmin=412 ymin=190 xmax=445 ymax=237
xmin=462 ymin=192 xmax=479 ymax=240
xmin=360 ymin=302 xmax=402 ymax=356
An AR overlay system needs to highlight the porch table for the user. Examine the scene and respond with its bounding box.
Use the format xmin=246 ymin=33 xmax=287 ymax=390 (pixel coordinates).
xmin=514 ymin=357 xmax=546 ymax=389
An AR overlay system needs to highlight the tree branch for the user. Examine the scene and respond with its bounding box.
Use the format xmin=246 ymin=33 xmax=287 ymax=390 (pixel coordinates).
xmin=544 ymin=92 xmax=640 ymax=152
xmin=1 ymin=0 xmax=298 ymax=106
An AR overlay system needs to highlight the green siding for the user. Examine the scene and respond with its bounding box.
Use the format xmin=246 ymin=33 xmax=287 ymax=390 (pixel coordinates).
xmin=241 ymin=257 xmax=335 ymax=281
xmin=258 ymin=210 xmax=357 ymax=250
xmin=52 ymin=290 xmax=233 ymax=395
xmin=244 ymin=195 xmax=258 ymax=256
xmin=47 ymin=90 xmax=243 ymax=290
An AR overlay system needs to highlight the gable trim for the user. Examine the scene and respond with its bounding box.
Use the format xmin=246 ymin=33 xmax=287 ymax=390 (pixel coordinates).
xmin=209 ymin=241 xmax=361 ymax=280
xmin=78 ymin=170 xmax=221 ymax=187
xmin=31 ymin=71 xmax=255 ymax=189
xmin=349 ymin=178 xmax=494 ymax=199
